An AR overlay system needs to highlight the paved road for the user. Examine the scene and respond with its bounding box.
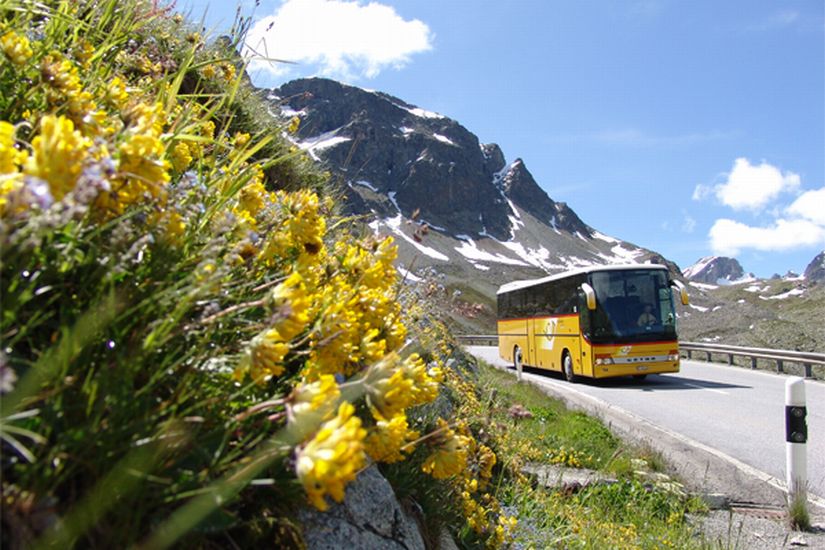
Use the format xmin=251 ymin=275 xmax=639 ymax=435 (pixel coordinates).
xmin=467 ymin=345 xmax=825 ymax=503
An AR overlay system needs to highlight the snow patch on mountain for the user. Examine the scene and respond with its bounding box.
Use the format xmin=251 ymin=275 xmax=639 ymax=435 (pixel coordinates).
xmin=297 ymin=129 xmax=351 ymax=160
xmin=352 ymin=180 xmax=378 ymax=192
xmin=689 ymin=282 xmax=718 ymax=291
xmin=683 ymin=257 xmax=716 ymax=279
xmin=397 ymin=266 xmax=422 ymax=282
xmin=760 ymin=288 xmax=805 ymax=300
xmin=388 ymin=191 xmax=400 ymax=212
xmin=453 ymin=236 xmax=528 ymax=267
xmin=592 ymin=231 xmax=619 ymax=244
xmin=384 ymin=215 xmax=449 ymax=261
xmin=432 ymin=133 xmax=455 ymax=146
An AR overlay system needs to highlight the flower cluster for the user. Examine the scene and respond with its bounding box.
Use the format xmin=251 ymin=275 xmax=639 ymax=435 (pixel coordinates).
xmin=0 ymin=5 xmax=524 ymax=548
xmin=295 ymin=402 xmax=366 ymax=511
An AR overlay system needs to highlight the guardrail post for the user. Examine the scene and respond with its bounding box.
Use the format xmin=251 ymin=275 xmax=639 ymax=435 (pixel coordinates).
xmin=777 ymin=359 xmax=784 ymax=373
xmin=785 ymin=377 xmax=807 ymax=519
xmin=706 ymin=351 xmax=712 ymax=362
xmin=750 ymin=357 xmax=757 ymax=370
xmin=687 ymin=349 xmax=692 ymax=359
xmin=803 ymin=364 xmax=812 ymax=378
xmin=727 ymin=353 xmax=734 ymax=366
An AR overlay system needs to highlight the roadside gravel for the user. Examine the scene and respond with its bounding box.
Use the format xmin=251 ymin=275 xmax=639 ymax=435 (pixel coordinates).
xmin=693 ymin=510 xmax=825 ymax=549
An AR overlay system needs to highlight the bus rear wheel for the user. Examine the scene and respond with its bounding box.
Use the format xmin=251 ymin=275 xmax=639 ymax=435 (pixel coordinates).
xmin=563 ymin=353 xmax=576 ymax=383
xmin=513 ymin=346 xmax=523 ymax=380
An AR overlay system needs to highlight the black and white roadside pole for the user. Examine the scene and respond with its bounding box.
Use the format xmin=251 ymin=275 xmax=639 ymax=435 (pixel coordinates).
xmin=785 ymin=377 xmax=808 ymax=511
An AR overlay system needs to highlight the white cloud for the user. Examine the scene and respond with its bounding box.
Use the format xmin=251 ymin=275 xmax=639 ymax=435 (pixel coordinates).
xmin=744 ymin=10 xmax=800 ymax=32
xmin=696 ymin=157 xmax=800 ymax=211
xmin=786 ymin=187 xmax=825 ymax=225
xmin=709 ymin=218 xmax=825 ymax=256
xmin=243 ymin=0 xmax=433 ymax=80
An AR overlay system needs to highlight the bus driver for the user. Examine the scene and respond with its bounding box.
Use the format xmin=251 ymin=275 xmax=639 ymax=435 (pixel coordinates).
xmin=637 ymin=304 xmax=657 ymax=327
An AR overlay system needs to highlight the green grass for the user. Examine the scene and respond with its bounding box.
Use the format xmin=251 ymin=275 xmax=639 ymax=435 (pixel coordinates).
xmin=474 ymin=359 xmax=709 ymax=548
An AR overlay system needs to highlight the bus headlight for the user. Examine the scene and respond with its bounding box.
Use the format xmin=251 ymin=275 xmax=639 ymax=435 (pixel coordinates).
xmin=668 ymin=354 xmax=679 ymax=362
xmin=595 ymin=356 xmax=614 ymax=366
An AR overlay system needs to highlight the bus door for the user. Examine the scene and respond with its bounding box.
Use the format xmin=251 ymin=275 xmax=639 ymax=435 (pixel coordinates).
xmin=527 ymin=318 xmax=537 ymax=366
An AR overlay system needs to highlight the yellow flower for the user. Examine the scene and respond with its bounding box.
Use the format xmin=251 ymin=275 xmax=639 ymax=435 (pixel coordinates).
xmin=233 ymin=132 xmax=251 ymax=147
xmin=170 ymin=141 xmax=192 ymax=172
xmin=201 ymin=119 xmax=215 ymax=140
xmin=365 ymin=413 xmax=419 ymax=463
xmin=106 ymin=76 xmax=130 ymax=110
xmin=401 ymin=353 xmax=442 ymax=406
xmin=258 ymin=190 xmax=326 ymax=264
xmin=237 ymin=175 xmax=267 ymax=218
xmin=235 ymin=329 xmax=290 ymax=383
xmin=41 ymin=53 xmax=80 ymax=91
xmin=289 ymin=375 xmax=341 ymax=432
xmin=287 ymin=116 xmax=301 ymax=134
xmin=201 ymin=63 xmax=217 ymax=79
xmin=285 ymin=189 xmax=325 ymax=254
xmin=267 ymin=272 xmax=311 ymax=340
xmin=74 ymin=39 xmax=94 ymax=68
xmin=295 ymin=402 xmax=366 ymax=511
xmin=117 ymin=133 xmax=169 ymax=189
xmin=364 ymin=355 xmax=415 ymax=420
xmin=24 ymin=115 xmax=91 ymax=200
xmin=0 ymin=121 xmax=26 ymax=174
xmin=1 ymin=30 xmax=33 ymax=65
xmin=220 ymin=62 xmax=236 ymax=83
xmin=476 ymin=443 xmax=497 ymax=485
xmin=421 ymin=420 xmax=469 ymax=480
xmin=154 ymin=210 xmax=186 ymax=243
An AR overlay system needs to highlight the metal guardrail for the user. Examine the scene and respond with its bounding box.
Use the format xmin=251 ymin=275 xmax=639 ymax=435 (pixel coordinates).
xmin=455 ymin=334 xmax=499 ymax=346
xmin=455 ymin=335 xmax=825 ymax=379
xmin=680 ymin=342 xmax=825 ymax=379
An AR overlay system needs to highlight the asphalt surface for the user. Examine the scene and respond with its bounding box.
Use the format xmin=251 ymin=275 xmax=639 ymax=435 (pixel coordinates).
xmin=467 ymin=345 xmax=825 ymax=505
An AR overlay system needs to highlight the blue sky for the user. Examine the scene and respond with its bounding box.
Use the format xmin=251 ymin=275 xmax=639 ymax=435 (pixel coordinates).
xmin=180 ymin=0 xmax=824 ymax=278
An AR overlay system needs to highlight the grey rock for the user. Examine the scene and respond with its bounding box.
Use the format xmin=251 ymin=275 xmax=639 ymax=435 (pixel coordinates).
xmin=299 ymin=465 xmax=425 ymax=550
xmin=695 ymin=492 xmax=730 ymax=510
xmin=683 ymin=256 xmax=746 ymax=284
xmin=804 ymin=251 xmax=825 ymax=282
xmin=521 ymin=463 xmax=617 ymax=491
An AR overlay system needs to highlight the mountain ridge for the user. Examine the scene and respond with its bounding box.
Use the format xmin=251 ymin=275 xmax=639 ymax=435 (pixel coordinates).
xmin=269 ymin=78 xmax=675 ymax=287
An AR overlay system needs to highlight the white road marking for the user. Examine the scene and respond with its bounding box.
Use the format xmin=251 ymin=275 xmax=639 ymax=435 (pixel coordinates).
xmin=680 ymin=381 xmax=729 ymax=395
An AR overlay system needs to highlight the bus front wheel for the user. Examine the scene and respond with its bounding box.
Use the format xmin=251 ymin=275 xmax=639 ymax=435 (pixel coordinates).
xmin=563 ymin=353 xmax=576 ymax=383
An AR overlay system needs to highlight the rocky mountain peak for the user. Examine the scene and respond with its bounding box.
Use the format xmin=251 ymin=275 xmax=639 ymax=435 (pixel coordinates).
xmin=269 ymin=78 xmax=597 ymax=242
xmin=804 ymin=250 xmax=825 ymax=282
xmin=272 ymin=77 xmax=520 ymax=239
xmin=683 ymin=256 xmax=747 ymax=284
xmin=480 ymin=143 xmax=506 ymax=175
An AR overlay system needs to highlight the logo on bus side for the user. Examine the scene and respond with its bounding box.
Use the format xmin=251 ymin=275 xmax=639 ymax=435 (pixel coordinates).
xmin=618 ymin=345 xmax=632 ymax=356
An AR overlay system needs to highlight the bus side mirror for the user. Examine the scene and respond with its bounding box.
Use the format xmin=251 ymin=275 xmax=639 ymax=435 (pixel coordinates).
xmin=671 ymin=280 xmax=689 ymax=306
xmin=581 ymin=283 xmax=596 ymax=310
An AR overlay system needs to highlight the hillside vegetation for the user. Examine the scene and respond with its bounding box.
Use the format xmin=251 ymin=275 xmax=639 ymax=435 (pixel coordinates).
xmin=679 ymin=279 xmax=825 ymax=355
xmin=1 ymin=1 xmax=713 ymax=548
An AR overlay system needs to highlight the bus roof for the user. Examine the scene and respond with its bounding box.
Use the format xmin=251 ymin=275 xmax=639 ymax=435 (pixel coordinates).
xmin=496 ymin=264 xmax=669 ymax=295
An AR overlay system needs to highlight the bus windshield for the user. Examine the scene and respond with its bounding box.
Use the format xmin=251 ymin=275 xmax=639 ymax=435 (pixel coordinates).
xmin=587 ymin=269 xmax=677 ymax=343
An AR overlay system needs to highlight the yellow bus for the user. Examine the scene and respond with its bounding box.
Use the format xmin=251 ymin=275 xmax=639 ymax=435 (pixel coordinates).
xmin=497 ymin=264 xmax=689 ymax=382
